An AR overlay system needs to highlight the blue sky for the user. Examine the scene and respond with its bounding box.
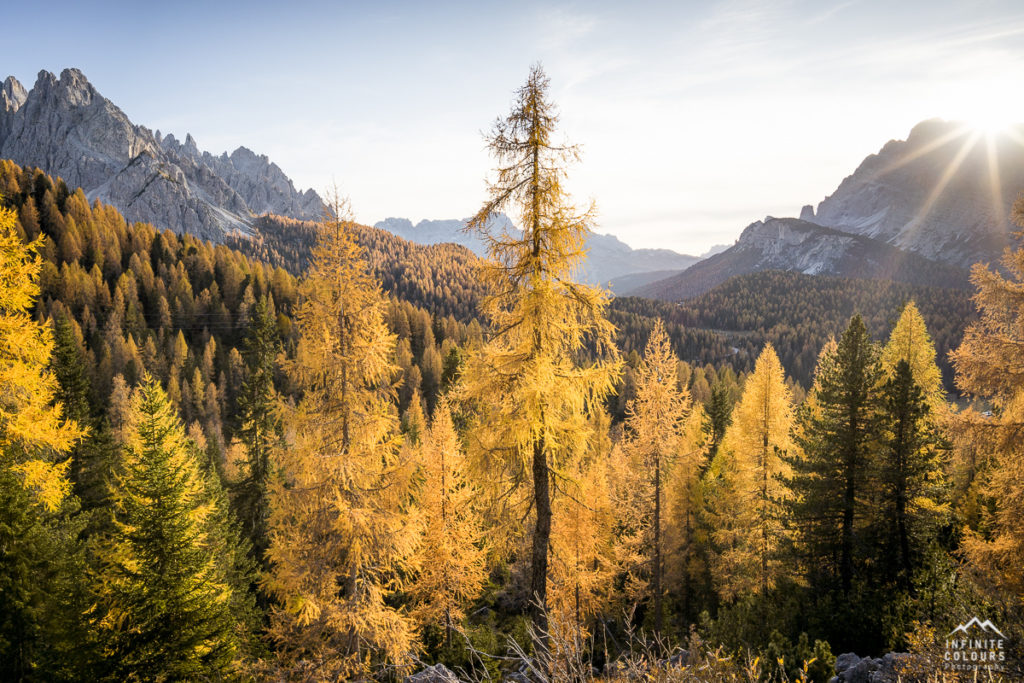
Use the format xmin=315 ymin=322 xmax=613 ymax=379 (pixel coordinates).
xmin=5 ymin=0 xmax=1024 ymax=253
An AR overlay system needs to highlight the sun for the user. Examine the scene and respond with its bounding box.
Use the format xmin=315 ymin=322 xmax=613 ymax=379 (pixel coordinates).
xmin=946 ymin=76 xmax=1024 ymax=134
xmin=965 ymin=108 xmax=1020 ymax=134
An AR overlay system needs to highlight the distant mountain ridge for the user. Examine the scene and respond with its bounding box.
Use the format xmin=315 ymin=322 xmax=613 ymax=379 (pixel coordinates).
xmin=0 ymin=68 xmax=322 ymax=241
xmin=632 ymin=216 xmax=969 ymax=301
xmin=631 ymin=119 xmax=1022 ymax=301
xmin=374 ymin=216 xmax=701 ymax=288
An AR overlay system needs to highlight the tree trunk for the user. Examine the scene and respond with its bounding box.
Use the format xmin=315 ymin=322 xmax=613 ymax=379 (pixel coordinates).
xmin=530 ymin=433 xmax=551 ymax=642
xmin=895 ymin=417 xmax=911 ymax=583
xmin=841 ymin=440 xmax=856 ymax=595
xmin=653 ymin=454 xmax=663 ymax=636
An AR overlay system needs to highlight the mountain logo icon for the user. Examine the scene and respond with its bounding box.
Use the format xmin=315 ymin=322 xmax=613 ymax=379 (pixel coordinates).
xmin=947 ymin=617 xmax=1006 ymax=639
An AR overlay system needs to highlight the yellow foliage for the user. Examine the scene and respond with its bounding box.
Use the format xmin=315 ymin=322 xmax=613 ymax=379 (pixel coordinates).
xmin=457 ymin=65 xmax=621 ymax=631
xmin=548 ymin=411 xmax=618 ymax=637
xmin=0 ymin=204 xmax=82 ymax=509
xmin=410 ymin=397 xmax=487 ymax=637
xmin=264 ymin=204 xmax=420 ymax=677
xmin=881 ymin=300 xmax=945 ymax=410
xmin=710 ymin=344 xmax=796 ymax=600
xmin=615 ymin=321 xmax=705 ymax=631
xmin=949 ymin=219 xmax=1024 ymax=605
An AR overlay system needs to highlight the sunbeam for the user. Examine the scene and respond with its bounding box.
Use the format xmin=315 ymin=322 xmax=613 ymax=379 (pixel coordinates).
xmin=904 ymin=129 xmax=982 ymax=239
xmin=859 ymin=123 xmax=972 ymax=186
xmin=986 ymin=130 xmax=1007 ymax=230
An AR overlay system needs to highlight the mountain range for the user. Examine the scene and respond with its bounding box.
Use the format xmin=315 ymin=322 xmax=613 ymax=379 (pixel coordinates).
xmin=631 ymin=216 xmax=970 ymax=301
xmin=375 ymin=216 xmax=706 ymax=288
xmin=630 ymin=119 xmax=1024 ymax=300
xmin=1 ymin=68 xmax=1021 ymax=302
xmin=0 ymin=69 xmax=322 ymax=241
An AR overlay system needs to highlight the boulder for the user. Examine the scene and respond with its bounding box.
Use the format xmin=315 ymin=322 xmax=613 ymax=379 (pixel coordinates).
xmin=404 ymin=662 xmax=460 ymax=682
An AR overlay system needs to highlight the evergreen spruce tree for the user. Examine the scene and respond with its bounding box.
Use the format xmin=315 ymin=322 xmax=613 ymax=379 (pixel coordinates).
xmin=459 ymin=64 xmax=620 ymax=639
xmin=93 ymin=376 xmax=241 ymax=680
xmin=705 ymin=380 xmax=734 ymax=459
xmin=789 ymin=315 xmax=881 ymax=596
xmin=234 ymin=295 xmax=281 ymax=565
xmin=51 ymin=312 xmax=116 ymax=516
xmin=875 ymin=360 xmax=947 ymax=586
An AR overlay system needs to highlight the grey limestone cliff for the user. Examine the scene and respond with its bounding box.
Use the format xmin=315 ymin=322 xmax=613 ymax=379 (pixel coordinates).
xmin=0 ymin=68 xmax=322 ymax=241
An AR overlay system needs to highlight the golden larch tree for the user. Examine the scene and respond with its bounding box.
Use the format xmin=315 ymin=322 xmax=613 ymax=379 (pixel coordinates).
xmin=410 ymin=397 xmax=486 ymax=646
xmin=0 ymin=204 xmax=82 ymax=509
xmin=263 ymin=201 xmax=420 ymax=678
xmin=949 ymin=200 xmax=1024 ymax=613
xmin=459 ymin=64 xmax=620 ymax=637
xmin=663 ymin=399 xmax=708 ymax=622
xmin=619 ymin=320 xmax=700 ymax=635
xmin=880 ymin=300 xmax=944 ymax=409
xmin=709 ymin=344 xmax=795 ymax=600
xmin=547 ymin=411 xmax=617 ymax=642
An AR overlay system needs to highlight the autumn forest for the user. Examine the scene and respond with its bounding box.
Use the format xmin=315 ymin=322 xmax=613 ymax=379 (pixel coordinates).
xmin=1 ymin=66 xmax=1022 ymax=683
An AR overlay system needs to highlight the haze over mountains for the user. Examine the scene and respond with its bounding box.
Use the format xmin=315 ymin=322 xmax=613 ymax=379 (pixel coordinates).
xmin=375 ymin=216 xmax=707 ymax=288
xmin=632 ymin=216 xmax=971 ymax=301
xmin=1 ymin=68 xmax=1022 ymax=303
xmin=633 ymin=119 xmax=1024 ymax=300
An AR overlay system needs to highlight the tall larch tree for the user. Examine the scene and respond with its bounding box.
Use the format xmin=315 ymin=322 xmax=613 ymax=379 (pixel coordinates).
xmin=0 ymin=203 xmax=82 ymax=509
xmin=410 ymin=397 xmax=487 ymax=647
xmin=880 ymin=300 xmax=945 ymax=409
xmin=92 ymin=376 xmax=241 ymax=681
xmin=620 ymin=320 xmax=696 ymax=635
xmin=459 ymin=64 xmax=620 ymax=638
xmin=0 ymin=203 xmax=86 ymax=679
xmin=708 ymin=344 xmax=795 ymax=600
xmin=949 ymin=200 xmax=1024 ymax=628
xmin=264 ymin=201 xmax=420 ymax=679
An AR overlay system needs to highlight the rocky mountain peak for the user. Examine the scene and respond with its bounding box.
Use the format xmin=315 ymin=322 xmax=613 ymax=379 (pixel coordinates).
xmin=813 ymin=119 xmax=1024 ymax=268
xmin=0 ymin=67 xmax=323 ymax=241
xmin=1 ymin=76 xmax=27 ymax=113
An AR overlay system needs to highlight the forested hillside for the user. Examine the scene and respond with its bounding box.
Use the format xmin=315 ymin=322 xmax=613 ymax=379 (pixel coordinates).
xmin=0 ymin=160 xmax=474 ymax=449
xmin=229 ymin=214 xmax=487 ymax=321
xmin=613 ymin=270 xmax=974 ymax=389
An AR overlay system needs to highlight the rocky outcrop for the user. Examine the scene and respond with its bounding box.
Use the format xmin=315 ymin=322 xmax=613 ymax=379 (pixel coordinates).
xmin=813 ymin=119 xmax=1024 ymax=269
xmin=374 ymin=215 xmax=700 ymax=287
xmin=404 ymin=663 xmax=461 ymax=682
xmin=829 ymin=652 xmax=914 ymax=682
xmin=0 ymin=68 xmax=322 ymax=241
xmin=631 ymin=216 xmax=969 ymax=301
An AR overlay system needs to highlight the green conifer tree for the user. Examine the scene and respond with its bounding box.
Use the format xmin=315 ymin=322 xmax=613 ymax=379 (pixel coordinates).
xmin=789 ymin=315 xmax=881 ymax=596
xmin=93 ymin=376 xmax=241 ymax=680
xmin=234 ymin=295 xmax=281 ymax=565
xmin=875 ymin=360 xmax=947 ymax=586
